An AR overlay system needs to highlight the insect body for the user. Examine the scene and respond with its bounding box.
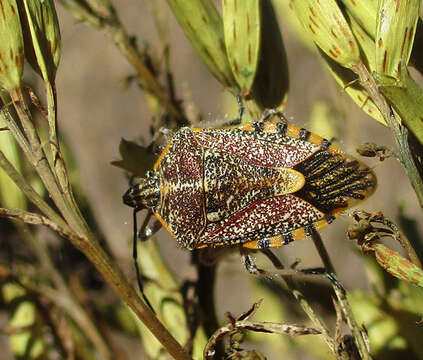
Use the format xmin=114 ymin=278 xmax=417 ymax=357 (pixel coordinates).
xmin=123 ymin=118 xmax=377 ymax=253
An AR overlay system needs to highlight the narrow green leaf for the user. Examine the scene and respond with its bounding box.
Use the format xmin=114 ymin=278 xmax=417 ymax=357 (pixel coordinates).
xmin=346 ymin=10 xmax=376 ymax=71
xmin=321 ymin=50 xmax=386 ymax=125
xmin=19 ymin=0 xmax=61 ymax=82
xmin=290 ymin=0 xmax=360 ymax=68
xmin=222 ymin=0 xmax=261 ymax=93
xmin=375 ymin=0 xmax=420 ymax=78
xmin=166 ymin=0 xmax=236 ymax=88
xmin=0 ymin=0 xmax=24 ymax=91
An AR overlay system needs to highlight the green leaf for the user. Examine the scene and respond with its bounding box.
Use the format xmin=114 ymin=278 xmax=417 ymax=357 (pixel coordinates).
xmin=342 ymin=0 xmax=378 ymax=39
xmin=375 ymin=0 xmax=420 ymax=78
xmin=20 ymin=0 xmax=61 ymax=82
xmin=0 ymin=117 xmax=26 ymax=209
xmin=290 ymin=0 xmax=360 ymax=68
xmin=346 ymin=10 xmax=376 ymax=71
xmin=377 ymin=69 xmax=423 ymax=145
xmin=320 ymin=49 xmax=386 ymax=125
xmin=166 ymin=0 xmax=236 ymax=88
xmin=222 ymin=0 xmax=261 ymax=93
xmin=0 ymin=0 xmax=24 ymax=91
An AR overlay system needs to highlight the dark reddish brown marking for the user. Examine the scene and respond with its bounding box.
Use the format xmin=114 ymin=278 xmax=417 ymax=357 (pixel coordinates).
xmin=401 ymin=27 xmax=408 ymax=58
xmin=382 ymin=50 xmax=388 ymax=73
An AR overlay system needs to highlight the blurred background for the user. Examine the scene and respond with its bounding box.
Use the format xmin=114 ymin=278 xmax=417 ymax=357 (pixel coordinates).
xmin=1 ymin=0 xmax=423 ymax=359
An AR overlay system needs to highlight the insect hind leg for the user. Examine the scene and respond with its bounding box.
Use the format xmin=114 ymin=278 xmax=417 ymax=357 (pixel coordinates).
xmin=241 ymin=246 xmax=346 ymax=290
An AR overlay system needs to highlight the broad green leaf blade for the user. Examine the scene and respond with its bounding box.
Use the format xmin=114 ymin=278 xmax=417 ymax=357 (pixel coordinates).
xmin=375 ymin=0 xmax=420 ymax=78
xmin=222 ymin=0 xmax=261 ymax=93
xmin=250 ymin=0 xmax=289 ymax=109
xmin=342 ymin=0 xmax=378 ymax=39
xmin=290 ymin=0 xmax=360 ymax=68
xmin=0 ymin=0 xmax=24 ymax=91
xmin=321 ymin=50 xmax=386 ymax=125
xmin=377 ymin=70 xmax=423 ymax=145
xmin=166 ymin=0 xmax=236 ymax=88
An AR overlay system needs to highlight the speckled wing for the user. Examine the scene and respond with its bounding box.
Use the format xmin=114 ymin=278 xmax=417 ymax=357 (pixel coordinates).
xmin=198 ymin=194 xmax=324 ymax=247
xmin=192 ymin=128 xmax=320 ymax=167
xmin=192 ymin=128 xmax=320 ymax=248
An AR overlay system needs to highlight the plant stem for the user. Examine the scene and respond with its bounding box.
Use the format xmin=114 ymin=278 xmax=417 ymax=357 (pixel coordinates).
xmin=311 ymin=231 xmax=372 ymax=360
xmin=0 ymin=207 xmax=193 ymax=360
xmin=71 ymin=232 xmax=194 ymax=360
xmin=105 ymin=23 xmax=181 ymax=118
xmin=8 ymin=88 xmax=86 ymax=236
xmin=352 ymin=62 xmax=423 ymax=213
xmin=45 ymin=81 xmax=70 ymax=205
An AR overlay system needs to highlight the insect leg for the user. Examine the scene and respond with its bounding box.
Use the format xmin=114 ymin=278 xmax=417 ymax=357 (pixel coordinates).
xmin=138 ymin=217 xmax=162 ymax=241
xmin=132 ymin=209 xmax=155 ymax=312
xmin=259 ymin=108 xmax=288 ymax=124
xmin=240 ymin=248 xmax=285 ymax=278
xmin=227 ymin=95 xmax=245 ymax=126
xmin=240 ymin=249 xmax=263 ymax=275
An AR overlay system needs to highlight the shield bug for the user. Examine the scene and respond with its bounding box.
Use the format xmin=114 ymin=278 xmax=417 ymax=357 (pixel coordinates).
xmin=123 ymin=111 xmax=376 ymax=281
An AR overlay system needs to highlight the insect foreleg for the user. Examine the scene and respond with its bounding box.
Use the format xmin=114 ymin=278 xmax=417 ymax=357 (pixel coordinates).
xmin=132 ymin=209 xmax=155 ymax=311
xmin=138 ymin=217 xmax=162 ymax=241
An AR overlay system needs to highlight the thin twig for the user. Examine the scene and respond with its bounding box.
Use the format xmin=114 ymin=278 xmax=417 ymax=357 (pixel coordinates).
xmin=0 ymin=208 xmax=80 ymax=241
xmin=252 ymin=252 xmax=338 ymax=355
xmin=0 ymin=149 xmax=67 ymax=229
xmin=57 ymin=0 xmax=181 ymax=118
xmin=203 ymin=301 xmax=321 ymax=360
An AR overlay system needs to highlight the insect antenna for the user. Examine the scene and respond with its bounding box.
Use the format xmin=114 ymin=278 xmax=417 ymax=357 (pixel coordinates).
xmin=132 ymin=208 xmax=155 ymax=312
